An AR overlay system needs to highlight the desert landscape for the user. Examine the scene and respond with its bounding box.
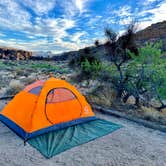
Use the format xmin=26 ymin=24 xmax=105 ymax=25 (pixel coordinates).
xmin=0 ymin=0 xmax=166 ymax=165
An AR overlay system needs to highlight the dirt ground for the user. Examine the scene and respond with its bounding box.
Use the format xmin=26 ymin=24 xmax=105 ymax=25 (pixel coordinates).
xmin=0 ymin=100 xmax=166 ymax=166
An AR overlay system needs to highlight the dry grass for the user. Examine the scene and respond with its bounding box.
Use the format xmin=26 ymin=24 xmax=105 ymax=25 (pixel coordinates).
xmin=87 ymin=85 xmax=117 ymax=107
xmin=87 ymin=86 xmax=166 ymax=125
xmin=139 ymin=106 xmax=166 ymax=125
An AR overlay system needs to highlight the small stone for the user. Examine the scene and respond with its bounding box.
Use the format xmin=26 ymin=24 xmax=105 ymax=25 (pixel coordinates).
xmin=126 ymin=96 xmax=136 ymax=105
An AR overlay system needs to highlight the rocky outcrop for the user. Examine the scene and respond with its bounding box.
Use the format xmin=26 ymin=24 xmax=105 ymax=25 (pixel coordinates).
xmin=135 ymin=21 xmax=166 ymax=50
xmin=0 ymin=47 xmax=32 ymax=60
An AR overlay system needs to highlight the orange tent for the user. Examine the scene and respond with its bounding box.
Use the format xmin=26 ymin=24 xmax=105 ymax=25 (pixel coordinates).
xmin=0 ymin=77 xmax=95 ymax=140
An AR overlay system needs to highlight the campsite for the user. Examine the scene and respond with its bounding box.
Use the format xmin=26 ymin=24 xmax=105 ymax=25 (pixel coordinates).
xmin=0 ymin=0 xmax=166 ymax=166
xmin=0 ymin=98 xmax=166 ymax=166
xmin=0 ymin=59 xmax=166 ymax=165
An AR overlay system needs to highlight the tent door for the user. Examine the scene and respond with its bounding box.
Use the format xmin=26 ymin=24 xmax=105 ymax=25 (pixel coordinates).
xmin=45 ymin=88 xmax=82 ymax=124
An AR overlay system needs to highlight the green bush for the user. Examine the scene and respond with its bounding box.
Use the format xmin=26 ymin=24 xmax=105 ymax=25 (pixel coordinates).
xmin=81 ymin=58 xmax=102 ymax=79
xmin=127 ymin=42 xmax=166 ymax=109
xmin=96 ymin=41 xmax=166 ymax=110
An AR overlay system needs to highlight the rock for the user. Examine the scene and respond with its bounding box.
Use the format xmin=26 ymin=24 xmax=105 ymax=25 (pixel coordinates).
xmin=7 ymin=74 xmax=15 ymax=79
xmin=19 ymin=76 xmax=26 ymax=81
xmin=126 ymin=96 xmax=136 ymax=105
xmin=161 ymin=108 xmax=166 ymax=113
xmin=150 ymin=98 xmax=161 ymax=108
xmin=0 ymin=47 xmax=32 ymax=60
xmin=23 ymin=75 xmax=36 ymax=85
xmin=135 ymin=21 xmax=166 ymax=51
xmin=9 ymin=80 xmax=23 ymax=88
xmin=0 ymin=87 xmax=7 ymax=97
xmin=0 ymin=71 xmax=10 ymax=75
xmin=60 ymin=75 xmax=67 ymax=80
xmin=80 ymin=81 xmax=88 ymax=88
xmin=89 ymin=80 xmax=98 ymax=87
xmin=5 ymin=79 xmax=24 ymax=96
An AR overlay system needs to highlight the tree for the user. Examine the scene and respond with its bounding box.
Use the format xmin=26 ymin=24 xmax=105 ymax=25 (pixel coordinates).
xmin=104 ymin=24 xmax=138 ymax=99
xmin=94 ymin=40 xmax=100 ymax=47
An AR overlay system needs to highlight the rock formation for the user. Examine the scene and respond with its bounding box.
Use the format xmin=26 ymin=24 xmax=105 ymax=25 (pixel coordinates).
xmin=0 ymin=47 xmax=32 ymax=60
xmin=135 ymin=21 xmax=166 ymax=50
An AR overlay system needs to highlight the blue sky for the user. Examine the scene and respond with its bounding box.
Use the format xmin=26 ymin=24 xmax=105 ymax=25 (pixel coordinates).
xmin=0 ymin=0 xmax=166 ymax=53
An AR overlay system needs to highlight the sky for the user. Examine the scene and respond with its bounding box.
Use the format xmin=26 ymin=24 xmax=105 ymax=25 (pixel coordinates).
xmin=0 ymin=0 xmax=166 ymax=54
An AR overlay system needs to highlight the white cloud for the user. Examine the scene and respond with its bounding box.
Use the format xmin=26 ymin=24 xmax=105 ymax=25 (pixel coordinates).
xmin=108 ymin=5 xmax=132 ymax=26
xmin=71 ymin=32 xmax=85 ymax=42
xmin=138 ymin=1 xmax=166 ymax=30
xmin=75 ymin=0 xmax=89 ymax=14
xmin=0 ymin=0 xmax=31 ymax=30
xmin=75 ymin=0 xmax=84 ymax=12
xmin=61 ymin=0 xmax=89 ymax=17
xmin=0 ymin=0 xmax=93 ymax=53
xmin=119 ymin=17 xmax=132 ymax=25
xmin=22 ymin=0 xmax=56 ymax=15
xmin=113 ymin=5 xmax=131 ymax=17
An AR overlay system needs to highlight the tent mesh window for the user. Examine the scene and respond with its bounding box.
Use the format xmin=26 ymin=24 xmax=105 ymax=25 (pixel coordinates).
xmin=29 ymin=86 xmax=43 ymax=95
xmin=46 ymin=88 xmax=76 ymax=104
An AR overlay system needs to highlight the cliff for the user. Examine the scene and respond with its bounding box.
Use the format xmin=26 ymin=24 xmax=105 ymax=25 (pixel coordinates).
xmin=135 ymin=21 xmax=166 ymax=50
xmin=0 ymin=47 xmax=32 ymax=60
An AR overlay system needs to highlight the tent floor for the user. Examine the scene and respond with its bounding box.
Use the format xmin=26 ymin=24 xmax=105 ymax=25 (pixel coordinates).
xmin=28 ymin=119 xmax=122 ymax=158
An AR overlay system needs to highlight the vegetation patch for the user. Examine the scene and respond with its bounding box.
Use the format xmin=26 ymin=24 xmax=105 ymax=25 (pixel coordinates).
xmin=69 ymin=24 xmax=166 ymax=125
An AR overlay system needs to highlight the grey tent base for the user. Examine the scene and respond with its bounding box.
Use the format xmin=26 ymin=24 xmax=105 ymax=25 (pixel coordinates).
xmin=28 ymin=119 xmax=122 ymax=158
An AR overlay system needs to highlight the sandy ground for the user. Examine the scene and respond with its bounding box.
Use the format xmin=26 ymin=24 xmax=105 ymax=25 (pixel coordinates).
xmin=0 ymin=100 xmax=166 ymax=166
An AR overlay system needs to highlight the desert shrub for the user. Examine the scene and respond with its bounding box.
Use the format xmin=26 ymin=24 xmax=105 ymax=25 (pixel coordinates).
xmin=87 ymin=85 xmax=117 ymax=107
xmin=94 ymin=40 xmax=100 ymax=47
xmin=69 ymin=46 xmax=102 ymax=81
xmin=81 ymin=58 xmax=102 ymax=79
xmin=140 ymin=106 xmax=166 ymax=125
xmin=69 ymin=46 xmax=99 ymax=68
xmin=0 ymin=60 xmax=17 ymax=71
xmin=99 ymin=24 xmax=166 ymax=110
xmin=30 ymin=62 xmax=52 ymax=70
xmin=31 ymin=62 xmax=56 ymax=70
xmin=15 ymin=68 xmax=27 ymax=76
xmin=105 ymin=28 xmax=117 ymax=43
xmin=127 ymin=42 xmax=166 ymax=110
xmin=29 ymin=62 xmax=69 ymax=74
xmin=98 ymin=62 xmax=117 ymax=82
xmin=0 ymin=61 xmax=7 ymax=68
xmin=103 ymin=24 xmax=138 ymax=99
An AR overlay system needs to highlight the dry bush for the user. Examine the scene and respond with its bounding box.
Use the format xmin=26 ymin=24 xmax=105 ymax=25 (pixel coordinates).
xmin=5 ymin=80 xmax=24 ymax=96
xmin=87 ymin=85 xmax=117 ymax=107
xmin=140 ymin=106 xmax=166 ymax=125
xmin=15 ymin=68 xmax=28 ymax=76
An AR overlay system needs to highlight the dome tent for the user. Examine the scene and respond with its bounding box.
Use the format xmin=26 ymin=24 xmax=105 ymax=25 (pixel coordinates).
xmin=0 ymin=77 xmax=96 ymax=140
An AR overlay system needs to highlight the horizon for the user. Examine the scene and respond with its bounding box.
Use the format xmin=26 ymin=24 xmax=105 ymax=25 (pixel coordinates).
xmin=0 ymin=0 xmax=166 ymax=54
